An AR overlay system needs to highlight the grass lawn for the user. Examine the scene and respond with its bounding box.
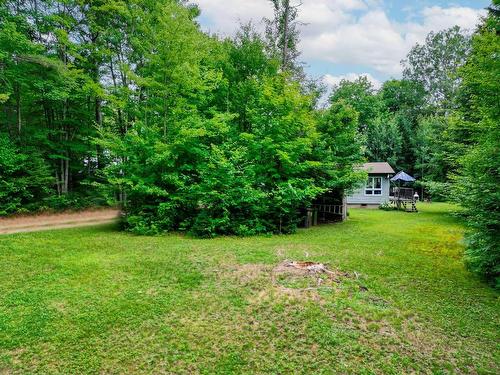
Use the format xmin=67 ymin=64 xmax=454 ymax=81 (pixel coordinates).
xmin=0 ymin=203 xmax=498 ymax=374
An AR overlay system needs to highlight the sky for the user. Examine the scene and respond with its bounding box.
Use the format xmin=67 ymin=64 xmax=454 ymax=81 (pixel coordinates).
xmin=193 ymin=0 xmax=490 ymax=89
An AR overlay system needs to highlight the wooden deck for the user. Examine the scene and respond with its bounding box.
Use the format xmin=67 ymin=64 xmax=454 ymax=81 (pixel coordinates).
xmin=390 ymin=187 xmax=418 ymax=212
xmin=305 ymin=201 xmax=347 ymax=228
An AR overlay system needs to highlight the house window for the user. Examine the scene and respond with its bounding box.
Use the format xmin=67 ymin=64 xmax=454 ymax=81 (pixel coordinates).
xmin=365 ymin=177 xmax=382 ymax=195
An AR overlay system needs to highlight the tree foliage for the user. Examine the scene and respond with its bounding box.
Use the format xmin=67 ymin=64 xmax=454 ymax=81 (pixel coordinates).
xmin=453 ymin=2 xmax=500 ymax=285
xmin=327 ymin=26 xmax=474 ymax=197
xmin=329 ymin=76 xmax=381 ymax=132
xmin=365 ymin=116 xmax=403 ymax=168
xmin=0 ymin=134 xmax=53 ymax=215
xmin=0 ymin=1 xmax=365 ymax=235
xmin=402 ymin=26 xmax=471 ymax=113
xmin=98 ymin=22 xmax=364 ymax=236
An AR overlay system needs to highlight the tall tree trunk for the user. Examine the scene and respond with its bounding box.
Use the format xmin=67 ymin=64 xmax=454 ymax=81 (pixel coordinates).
xmin=109 ymin=58 xmax=126 ymax=135
xmin=62 ymin=100 xmax=69 ymax=194
xmin=55 ymin=170 xmax=61 ymax=195
xmin=64 ymin=156 xmax=69 ymax=194
xmin=95 ymin=98 xmax=102 ymax=127
xmin=95 ymin=97 xmax=103 ymax=171
xmin=15 ymin=84 xmax=21 ymax=135
xmin=60 ymin=158 xmax=65 ymax=194
xmin=281 ymin=0 xmax=290 ymax=70
xmin=421 ymin=156 xmax=425 ymax=200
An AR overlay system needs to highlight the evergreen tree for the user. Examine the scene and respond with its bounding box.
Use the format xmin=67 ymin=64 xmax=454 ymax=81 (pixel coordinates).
xmin=453 ymin=1 xmax=500 ymax=286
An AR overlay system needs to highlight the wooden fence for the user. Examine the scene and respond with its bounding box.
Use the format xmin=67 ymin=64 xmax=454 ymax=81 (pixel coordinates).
xmin=305 ymin=199 xmax=347 ymax=228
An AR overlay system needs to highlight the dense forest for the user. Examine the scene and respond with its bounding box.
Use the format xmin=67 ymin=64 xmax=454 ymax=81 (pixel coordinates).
xmin=0 ymin=1 xmax=498 ymax=284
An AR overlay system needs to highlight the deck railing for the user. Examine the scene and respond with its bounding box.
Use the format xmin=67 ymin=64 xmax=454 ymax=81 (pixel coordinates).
xmin=311 ymin=204 xmax=344 ymax=215
xmin=390 ymin=187 xmax=414 ymax=201
xmin=305 ymin=203 xmax=346 ymax=228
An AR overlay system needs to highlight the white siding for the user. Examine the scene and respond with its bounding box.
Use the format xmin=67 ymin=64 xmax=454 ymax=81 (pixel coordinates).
xmin=346 ymin=174 xmax=391 ymax=205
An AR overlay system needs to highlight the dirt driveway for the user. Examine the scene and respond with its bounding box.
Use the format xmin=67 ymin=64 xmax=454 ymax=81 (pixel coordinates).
xmin=0 ymin=209 xmax=121 ymax=235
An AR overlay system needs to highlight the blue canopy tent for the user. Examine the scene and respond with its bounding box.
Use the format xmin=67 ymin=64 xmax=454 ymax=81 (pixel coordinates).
xmin=390 ymin=171 xmax=418 ymax=212
xmin=391 ymin=171 xmax=416 ymax=183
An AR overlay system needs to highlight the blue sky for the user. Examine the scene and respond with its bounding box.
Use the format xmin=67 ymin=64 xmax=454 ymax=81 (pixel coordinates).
xmin=195 ymin=0 xmax=489 ymax=88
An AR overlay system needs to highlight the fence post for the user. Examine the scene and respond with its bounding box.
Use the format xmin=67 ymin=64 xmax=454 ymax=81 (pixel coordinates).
xmin=305 ymin=208 xmax=313 ymax=228
xmin=342 ymin=195 xmax=347 ymax=221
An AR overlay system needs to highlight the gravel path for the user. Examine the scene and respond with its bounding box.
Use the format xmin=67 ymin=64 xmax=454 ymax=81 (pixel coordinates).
xmin=0 ymin=209 xmax=121 ymax=234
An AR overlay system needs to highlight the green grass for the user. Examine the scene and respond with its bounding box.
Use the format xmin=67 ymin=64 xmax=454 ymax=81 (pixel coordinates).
xmin=0 ymin=203 xmax=498 ymax=374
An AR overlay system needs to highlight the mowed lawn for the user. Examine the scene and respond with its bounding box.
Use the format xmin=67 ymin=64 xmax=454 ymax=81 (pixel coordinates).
xmin=0 ymin=204 xmax=498 ymax=374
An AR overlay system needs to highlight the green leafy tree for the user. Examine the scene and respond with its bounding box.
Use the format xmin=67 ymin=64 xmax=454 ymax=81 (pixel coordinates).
xmin=365 ymin=116 xmax=403 ymax=168
xmin=0 ymin=0 xmax=108 ymax=206
xmin=453 ymin=1 xmax=500 ymax=286
xmin=315 ymin=101 xmax=365 ymax=192
xmin=329 ymin=76 xmax=381 ymax=132
xmin=0 ymin=134 xmax=53 ymax=214
xmin=380 ymin=79 xmax=426 ymax=116
xmin=0 ymin=0 xmax=365 ymax=238
xmin=402 ymin=26 xmax=471 ymax=113
xmin=217 ymin=23 xmax=280 ymax=132
xmin=379 ymin=79 xmax=427 ymax=172
xmin=412 ymin=116 xmax=455 ymax=200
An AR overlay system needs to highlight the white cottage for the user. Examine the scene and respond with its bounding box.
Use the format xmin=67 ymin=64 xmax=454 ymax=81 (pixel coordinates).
xmin=347 ymin=162 xmax=395 ymax=208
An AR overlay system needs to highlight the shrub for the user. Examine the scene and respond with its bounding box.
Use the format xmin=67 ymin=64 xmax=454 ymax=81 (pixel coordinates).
xmin=418 ymin=180 xmax=451 ymax=201
xmin=456 ymin=136 xmax=500 ymax=287
xmin=453 ymin=7 xmax=500 ymax=287
xmin=379 ymin=202 xmax=394 ymax=211
xmin=0 ymin=134 xmax=53 ymax=215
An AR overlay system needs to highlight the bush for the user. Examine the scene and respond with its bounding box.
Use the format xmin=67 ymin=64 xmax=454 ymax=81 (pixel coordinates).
xmin=42 ymin=194 xmax=109 ymax=212
xmin=0 ymin=134 xmax=53 ymax=215
xmin=379 ymin=202 xmax=394 ymax=211
xmin=456 ymin=136 xmax=500 ymax=287
xmin=453 ymin=7 xmax=500 ymax=287
xmin=418 ymin=180 xmax=451 ymax=201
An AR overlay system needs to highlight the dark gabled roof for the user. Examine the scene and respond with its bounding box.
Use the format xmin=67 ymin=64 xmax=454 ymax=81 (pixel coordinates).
xmin=361 ymin=162 xmax=395 ymax=174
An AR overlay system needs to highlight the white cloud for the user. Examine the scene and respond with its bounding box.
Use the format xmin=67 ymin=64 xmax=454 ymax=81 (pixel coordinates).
xmin=301 ymin=5 xmax=485 ymax=77
xmin=194 ymin=1 xmax=486 ymax=77
xmin=302 ymin=10 xmax=405 ymax=76
xmin=298 ymin=2 xmax=355 ymax=38
xmin=403 ymin=6 xmax=485 ymax=47
xmin=323 ymin=73 xmax=382 ymax=90
xmin=194 ymin=0 xmax=370 ymax=36
xmin=194 ymin=0 xmax=272 ymax=35
xmin=422 ymin=6 xmax=485 ymax=31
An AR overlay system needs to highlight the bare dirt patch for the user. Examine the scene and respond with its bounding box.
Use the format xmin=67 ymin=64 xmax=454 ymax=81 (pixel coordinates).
xmin=0 ymin=208 xmax=120 ymax=234
xmin=272 ymin=260 xmax=357 ymax=293
xmin=222 ymin=260 xmax=365 ymax=303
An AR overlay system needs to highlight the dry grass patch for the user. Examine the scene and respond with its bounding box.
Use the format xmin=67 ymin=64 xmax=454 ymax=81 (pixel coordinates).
xmin=272 ymin=260 xmax=364 ymax=294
